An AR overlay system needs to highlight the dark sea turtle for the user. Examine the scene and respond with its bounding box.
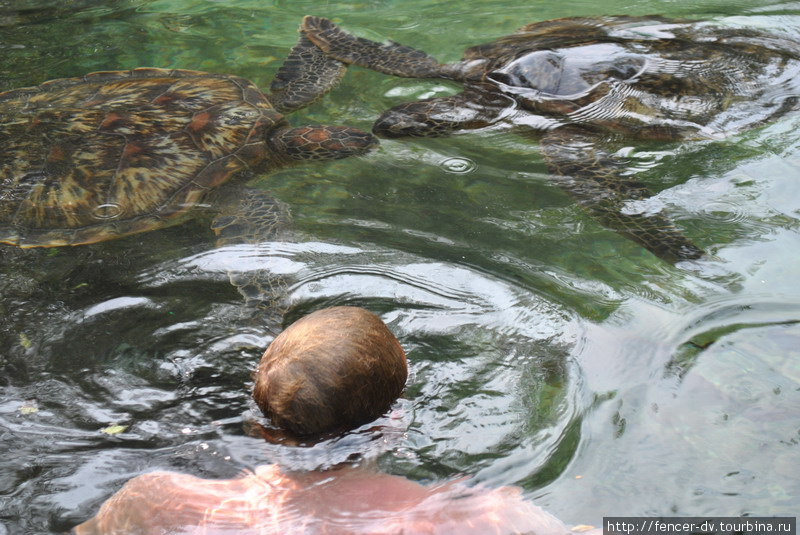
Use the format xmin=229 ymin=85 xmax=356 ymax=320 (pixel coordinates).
xmin=0 ymin=30 xmax=376 ymax=251
xmin=302 ymin=15 xmax=800 ymax=262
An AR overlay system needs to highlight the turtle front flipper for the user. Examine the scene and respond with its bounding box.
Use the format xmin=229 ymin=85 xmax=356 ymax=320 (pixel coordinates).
xmin=212 ymin=188 xmax=291 ymax=248
xmin=540 ymin=126 xmax=703 ymax=262
xmin=301 ymin=16 xmax=450 ymax=79
xmin=269 ymin=31 xmax=348 ymax=113
xmin=210 ymin=187 xmax=292 ymax=327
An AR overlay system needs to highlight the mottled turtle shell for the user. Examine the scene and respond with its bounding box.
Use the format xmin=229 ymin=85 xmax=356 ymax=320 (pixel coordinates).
xmin=0 ymin=68 xmax=283 ymax=247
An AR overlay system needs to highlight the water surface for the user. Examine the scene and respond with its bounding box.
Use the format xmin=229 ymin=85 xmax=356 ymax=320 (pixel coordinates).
xmin=1 ymin=0 xmax=799 ymax=532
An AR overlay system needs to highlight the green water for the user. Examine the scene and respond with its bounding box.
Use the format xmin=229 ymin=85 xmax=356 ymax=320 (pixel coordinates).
xmin=1 ymin=0 xmax=800 ymax=532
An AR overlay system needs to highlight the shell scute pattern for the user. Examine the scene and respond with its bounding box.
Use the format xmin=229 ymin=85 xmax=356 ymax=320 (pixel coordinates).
xmin=186 ymin=100 xmax=267 ymax=162
xmin=109 ymin=135 xmax=206 ymax=215
xmin=0 ymin=68 xmax=284 ymax=247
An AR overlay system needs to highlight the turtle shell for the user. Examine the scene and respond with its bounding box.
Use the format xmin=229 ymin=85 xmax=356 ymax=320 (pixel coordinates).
xmin=0 ymin=68 xmax=284 ymax=247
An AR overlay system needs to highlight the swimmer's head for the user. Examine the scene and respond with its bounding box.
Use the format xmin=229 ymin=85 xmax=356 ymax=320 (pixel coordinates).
xmin=253 ymin=306 xmax=407 ymax=436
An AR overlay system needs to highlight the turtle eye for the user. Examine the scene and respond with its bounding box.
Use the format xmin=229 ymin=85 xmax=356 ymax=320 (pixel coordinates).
xmin=373 ymin=111 xmax=423 ymax=138
xmin=487 ymin=71 xmax=519 ymax=87
xmin=373 ymin=105 xmax=437 ymax=138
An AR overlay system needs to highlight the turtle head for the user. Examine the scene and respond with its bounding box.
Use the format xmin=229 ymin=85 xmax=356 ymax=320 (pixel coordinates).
xmin=373 ymin=95 xmax=496 ymax=138
xmin=270 ymin=125 xmax=378 ymax=162
xmin=373 ymin=100 xmax=457 ymax=138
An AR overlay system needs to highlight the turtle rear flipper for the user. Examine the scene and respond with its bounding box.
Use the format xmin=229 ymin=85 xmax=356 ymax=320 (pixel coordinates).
xmin=541 ymin=126 xmax=703 ymax=262
xmin=302 ymin=16 xmax=449 ymax=79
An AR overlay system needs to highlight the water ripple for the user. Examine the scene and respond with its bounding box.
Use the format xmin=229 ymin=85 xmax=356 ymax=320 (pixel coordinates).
xmin=439 ymin=156 xmax=477 ymax=174
xmin=90 ymin=203 xmax=123 ymax=220
xmin=700 ymin=200 xmax=749 ymax=223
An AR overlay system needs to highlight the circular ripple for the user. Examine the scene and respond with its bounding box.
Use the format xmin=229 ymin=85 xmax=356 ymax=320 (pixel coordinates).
xmin=701 ymin=200 xmax=748 ymax=223
xmin=91 ymin=203 xmax=123 ymax=220
xmin=439 ymin=157 xmax=477 ymax=174
xmin=378 ymin=15 xmax=421 ymax=31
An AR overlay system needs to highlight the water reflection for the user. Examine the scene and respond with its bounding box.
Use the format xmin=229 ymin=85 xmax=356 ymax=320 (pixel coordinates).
xmin=0 ymin=235 xmax=583 ymax=532
xmin=564 ymin=292 xmax=800 ymax=523
xmin=1 ymin=2 xmax=799 ymax=533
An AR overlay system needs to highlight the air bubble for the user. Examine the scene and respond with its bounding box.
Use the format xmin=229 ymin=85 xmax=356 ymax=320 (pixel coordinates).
xmin=440 ymin=157 xmax=477 ymax=174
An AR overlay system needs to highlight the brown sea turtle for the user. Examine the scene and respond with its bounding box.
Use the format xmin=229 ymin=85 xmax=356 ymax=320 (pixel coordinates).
xmin=0 ymin=28 xmax=376 ymax=251
xmin=0 ymin=26 xmax=377 ymax=312
xmin=301 ymin=15 xmax=800 ymax=262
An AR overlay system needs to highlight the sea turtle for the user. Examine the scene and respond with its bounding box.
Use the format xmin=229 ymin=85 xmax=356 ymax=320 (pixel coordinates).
xmin=0 ymin=28 xmax=376 ymax=250
xmin=0 ymin=26 xmax=377 ymax=311
xmin=301 ymin=15 xmax=800 ymax=261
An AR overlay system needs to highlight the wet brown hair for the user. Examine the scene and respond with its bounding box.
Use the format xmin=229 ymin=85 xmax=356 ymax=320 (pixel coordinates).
xmin=253 ymin=306 xmax=407 ymax=436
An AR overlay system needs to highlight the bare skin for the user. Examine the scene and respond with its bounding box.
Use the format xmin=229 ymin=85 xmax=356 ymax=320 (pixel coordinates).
xmin=72 ymin=307 xmax=600 ymax=534
xmin=73 ymin=464 xmax=600 ymax=535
